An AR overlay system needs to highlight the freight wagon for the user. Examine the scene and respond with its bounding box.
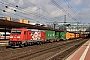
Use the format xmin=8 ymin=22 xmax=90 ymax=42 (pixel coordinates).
xmin=8 ymin=28 xmax=81 ymax=47
xmin=45 ymin=30 xmax=55 ymax=42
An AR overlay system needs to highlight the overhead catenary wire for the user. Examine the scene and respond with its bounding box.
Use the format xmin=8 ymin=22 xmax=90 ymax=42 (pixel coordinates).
xmin=0 ymin=1 xmax=61 ymax=23
xmin=51 ymin=0 xmax=79 ymax=22
xmin=0 ymin=6 xmax=37 ymax=22
xmin=26 ymin=0 xmax=62 ymax=21
xmin=1 ymin=2 xmax=50 ymax=20
xmin=0 ymin=2 xmax=54 ymax=22
xmin=64 ymin=0 xmax=81 ymax=22
xmin=0 ymin=3 xmax=35 ymax=21
xmin=1 ymin=9 xmax=35 ymax=21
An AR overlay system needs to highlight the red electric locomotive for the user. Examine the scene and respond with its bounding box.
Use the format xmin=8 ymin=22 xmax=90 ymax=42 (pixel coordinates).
xmin=9 ymin=28 xmax=46 ymax=47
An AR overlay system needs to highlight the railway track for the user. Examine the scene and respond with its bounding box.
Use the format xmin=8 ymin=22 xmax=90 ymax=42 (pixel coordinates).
xmin=0 ymin=47 xmax=22 ymax=53
xmin=24 ymin=39 xmax=88 ymax=60
xmin=0 ymin=38 xmax=88 ymax=60
xmin=49 ymin=39 xmax=88 ymax=60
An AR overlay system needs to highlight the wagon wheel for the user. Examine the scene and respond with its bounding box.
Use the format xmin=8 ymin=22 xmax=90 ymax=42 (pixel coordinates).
xmin=50 ymin=39 xmax=54 ymax=43
xmin=24 ymin=42 xmax=28 ymax=47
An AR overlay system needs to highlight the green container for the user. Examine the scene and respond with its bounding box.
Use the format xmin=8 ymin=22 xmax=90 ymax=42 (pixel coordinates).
xmin=55 ymin=32 xmax=60 ymax=38
xmin=45 ymin=30 xmax=55 ymax=40
xmin=60 ymin=32 xmax=66 ymax=39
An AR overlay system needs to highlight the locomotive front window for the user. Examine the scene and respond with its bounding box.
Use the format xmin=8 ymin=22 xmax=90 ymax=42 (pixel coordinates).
xmin=11 ymin=30 xmax=22 ymax=34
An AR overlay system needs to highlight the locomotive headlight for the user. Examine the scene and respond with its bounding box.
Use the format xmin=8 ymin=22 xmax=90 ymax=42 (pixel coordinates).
xmin=17 ymin=36 xmax=20 ymax=38
xmin=10 ymin=36 xmax=13 ymax=38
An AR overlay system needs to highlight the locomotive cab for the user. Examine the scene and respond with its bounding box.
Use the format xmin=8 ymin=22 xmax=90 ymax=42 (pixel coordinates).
xmin=9 ymin=28 xmax=30 ymax=46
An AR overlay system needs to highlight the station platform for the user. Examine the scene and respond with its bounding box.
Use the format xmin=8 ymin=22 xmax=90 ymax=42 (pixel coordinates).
xmin=66 ymin=39 xmax=90 ymax=60
xmin=0 ymin=40 xmax=9 ymax=46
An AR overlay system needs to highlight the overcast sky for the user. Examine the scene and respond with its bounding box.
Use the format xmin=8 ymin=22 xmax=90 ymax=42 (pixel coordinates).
xmin=0 ymin=0 xmax=90 ymax=24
